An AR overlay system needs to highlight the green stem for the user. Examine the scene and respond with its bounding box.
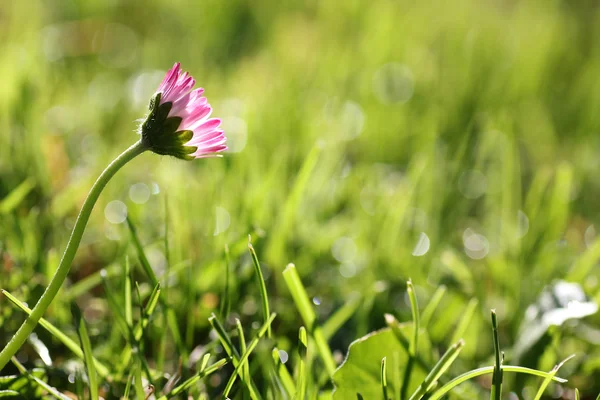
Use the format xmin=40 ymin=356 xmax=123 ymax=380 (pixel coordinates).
xmin=0 ymin=140 xmax=146 ymax=371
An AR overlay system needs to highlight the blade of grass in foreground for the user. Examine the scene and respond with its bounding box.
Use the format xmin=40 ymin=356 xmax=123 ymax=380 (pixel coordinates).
xmin=0 ymin=389 xmax=20 ymax=398
xmin=248 ymin=237 xmax=271 ymax=338
xmin=381 ymin=357 xmax=388 ymax=400
xmin=428 ymin=366 xmax=567 ymax=400
xmin=11 ymin=357 xmax=71 ymax=400
xmin=322 ymin=293 xmax=361 ymax=341
xmin=223 ymin=313 xmax=277 ymax=398
xmin=408 ymin=340 xmax=464 ymax=400
xmin=490 ymin=310 xmax=503 ymax=400
xmin=282 ymin=263 xmax=336 ymax=376
xmin=208 ymin=313 xmax=262 ymax=399
xmin=1 ymin=290 xmax=110 ymax=378
xmin=266 ymin=143 xmax=321 ymax=264
xmin=126 ymin=215 xmax=186 ymax=361
xmin=235 ymin=318 xmax=250 ymax=386
xmin=134 ymin=360 xmax=145 ymax=400
xmin=123 ymin=370 xmax=134 ymax=400
xmin=220 ymin=244 xmax=231 ymax=319
xmin=450 ymin=298 xmax=478 ymax=345
xmin=157 ymin=358 xmax=228 ymax=400
xmin=71 ymin=304 xmax=99 ymax=400
xmin=385 ymin=314 xmax=430 ymax=374
xmin=0 ymin=178 xmax=35 ymax=214
xmin=420 ymin=285 xmax=446 ymax=329
xmin=533 ymin=355 xmax=574 ymax=400
xmin=272 ymin=347 xmax=295 ymax=397
xmin=296 ymin=327 xmax=308 ymax=400
xmin=401 ymin=280 xmax=419 ymax=400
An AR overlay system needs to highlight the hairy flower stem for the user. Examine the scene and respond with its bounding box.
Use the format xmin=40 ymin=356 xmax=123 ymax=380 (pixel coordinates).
xmin=0 ymin=141 xmax=146 ymax=371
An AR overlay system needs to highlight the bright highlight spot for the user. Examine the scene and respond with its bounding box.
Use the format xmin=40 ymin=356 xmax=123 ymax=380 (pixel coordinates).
xmin=278 ymin=350 xmax=289 ymax=364
xmin=129 ymin=182 xmax=151 ymax=204
xmin=104 ymin=200 xmax=127 ymax=224
xmin=463 ymin=228 xmax=489 ymax=260
xmin=412 ymin=232 xmax=430 ymax=256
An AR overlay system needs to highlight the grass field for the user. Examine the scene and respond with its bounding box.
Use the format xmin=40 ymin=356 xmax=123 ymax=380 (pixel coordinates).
xmin=2 ymin=0 xmax=600 ymax=398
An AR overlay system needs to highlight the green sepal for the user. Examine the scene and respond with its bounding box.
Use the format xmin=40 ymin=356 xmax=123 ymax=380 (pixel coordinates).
xmin=140 ymin=93 xmax=197 ymax=160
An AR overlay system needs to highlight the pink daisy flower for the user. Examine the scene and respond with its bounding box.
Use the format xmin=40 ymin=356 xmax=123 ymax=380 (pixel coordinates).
xmin=140 ymin=62 xmax=227 ymax=160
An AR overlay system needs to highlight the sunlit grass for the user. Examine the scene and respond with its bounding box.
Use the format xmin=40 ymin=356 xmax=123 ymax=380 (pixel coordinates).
xmin=1 ymin=0 xmax=600 ymax=398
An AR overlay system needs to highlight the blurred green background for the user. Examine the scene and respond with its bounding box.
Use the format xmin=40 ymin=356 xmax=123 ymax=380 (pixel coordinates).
xmin=2 ymin=0 xmax=600 ymax=398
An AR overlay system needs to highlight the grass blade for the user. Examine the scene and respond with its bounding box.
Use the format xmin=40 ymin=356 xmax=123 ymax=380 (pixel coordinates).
xmin=220 ymin=244 xmax=231 ymax=319
xmin=532 ymin=355 xmax=574 ymax=400
xmin=126 ymin=215 xmax=186 ymax=362
xmin=134 ymin=361 xmax=145 ymax=400
xmin=282 ymin=263 xmax=336 ymax=376
xmin=420 ymin=285 xmax=446 ymax=329
xmin=296 ymin=326 xmax=308 ymax=400
xmin=272 ymin=347 xmax=295 ymax=397
xmin=123 ymin=370 xmax=134 ymax=400
xmin=157 ymin=358 xmax=228 ymax=399
xmin=0 ymin=178 xmax=35 ymax=214
xmin=223 ymin=313 xmax=277 ymax=398
xmin=490 ymin=310 xmax=503 ymax=400
xmin=408 ymin=340 xmax=465 ymax=400
xmin=401 ymin=280 xmax=420 ymax=400
xmin=124 ymin=256 xmax=133 ymax=327
xmin=385 ymin=314 xmax=430 ymax=374
xmin=235 ymin=318 xmax=250 ymax=388
xmin=248 ymin=237 xmax=271 ymax=338
xmin=1 ymin=290 xmax=110 ymax=378
xmin=208 ymin=313 xmax=262 ymax=400
xmin=407 ymin=280 xmax=419 ymax=356
xmin=381 ymin=357 xmax=388 ymax=400
xmin=100 ymin=272 xmax=133 ymax=339
xmin=450 ymin=298 xmax=478 ymax=344
xmin=71 ymin=304 xmax=99 ymax=400
xmin=126 ymin=216 xmax=158 ymax=286
xmin=10 ymin=357 xmax=71 ymax=400
xmin=322 ymin=294 xmax=361 ymax=341
xmin=428 ymin=365 xmax=567 ymax=400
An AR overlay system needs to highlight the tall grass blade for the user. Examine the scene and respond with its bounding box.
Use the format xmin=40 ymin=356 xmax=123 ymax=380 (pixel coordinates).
xmin=282 ymin=263 xmax=336 ymax=376
xmin=223 ymin=313 xmax=276 ymax=398
xmin=208 ymin=313 xmax=262 ymax=399
xmin=381 ymin=357 xmax=388 ymax=400
xmin=10 ymin=357 xmax=70 ymax=400
xmin=490 ymin=310 xmax=503 ymax=400
xmin=322 ymin=294 xmax=361 ymax=340
xmin=408 ymin=340 xmax=464 ymax=400
xmin=157 ymin=358 xmax=228 ymax=400
xmin=248 ymin=237 xmax=271 ymax=338
xmin=420 ymin=285 xmax=446 ymax=329
xmin=1 ymin=290 xmax=110 ymax=377
xmin=428 ymin=365 xmax=567 ymax=400
xmin=450 ymin=298 xmax=478 ymax=344
xmin=296 ymin=326 xmax=308 ymax=400
xmin=532 ymin=355 xmax=574 ymax=400
xmin=71 ymin=304 xmax=99 ymax=400
xmin=220 ymin=244 xmax=231 ymax=319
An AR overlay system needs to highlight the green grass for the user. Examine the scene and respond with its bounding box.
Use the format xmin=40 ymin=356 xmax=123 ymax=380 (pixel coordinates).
xmin=1 ymin=0 xmax=600 ymax=398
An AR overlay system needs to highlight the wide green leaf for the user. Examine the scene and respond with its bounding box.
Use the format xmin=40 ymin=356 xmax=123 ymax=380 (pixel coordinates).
xmin=333 ymin=324 xmax=433 ymax=399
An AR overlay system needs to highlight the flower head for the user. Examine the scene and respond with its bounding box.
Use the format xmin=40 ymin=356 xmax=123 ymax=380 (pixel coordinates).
xmin=140 ymin=62 xmax=227 ymax=160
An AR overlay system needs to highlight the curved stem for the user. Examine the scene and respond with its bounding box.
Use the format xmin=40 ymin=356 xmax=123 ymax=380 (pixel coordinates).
xmin=0 ymin=140 xmax=147 ymax=371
